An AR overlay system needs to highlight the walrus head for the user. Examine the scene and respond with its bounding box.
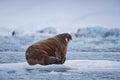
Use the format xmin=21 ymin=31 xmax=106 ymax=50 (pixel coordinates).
xmin=55 ymin=33 xmax=72 ymax=43
xmin=65 ymin=33 xmax=72 ymax=42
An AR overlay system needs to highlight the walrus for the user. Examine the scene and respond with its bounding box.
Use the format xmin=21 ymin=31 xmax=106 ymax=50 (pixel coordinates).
xmin=25 ymin=33 xmax=72 ymax=65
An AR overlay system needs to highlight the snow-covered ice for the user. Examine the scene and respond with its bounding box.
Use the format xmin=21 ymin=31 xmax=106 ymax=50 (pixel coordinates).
xmin=0 ymin=60 xmax=120 ymax=71
xmin=0 ymin=60 xmax=120 ymax=80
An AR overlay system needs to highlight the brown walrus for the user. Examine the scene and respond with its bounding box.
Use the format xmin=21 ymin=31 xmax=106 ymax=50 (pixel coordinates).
xmin=25 ymin=33 xmax=72 ymax=65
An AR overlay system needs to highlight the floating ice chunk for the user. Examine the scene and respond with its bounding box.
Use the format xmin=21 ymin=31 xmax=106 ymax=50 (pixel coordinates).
xmin=0 ymin=60 xmax=120 ymax=72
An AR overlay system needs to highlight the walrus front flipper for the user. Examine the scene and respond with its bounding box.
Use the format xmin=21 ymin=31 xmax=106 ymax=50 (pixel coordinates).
xmin=45 ymin=56 xmax=62 ymax=65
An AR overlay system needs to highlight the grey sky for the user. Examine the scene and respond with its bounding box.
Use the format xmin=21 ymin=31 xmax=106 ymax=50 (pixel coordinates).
xmin=0 ymin=0 xmax=120 ymax=32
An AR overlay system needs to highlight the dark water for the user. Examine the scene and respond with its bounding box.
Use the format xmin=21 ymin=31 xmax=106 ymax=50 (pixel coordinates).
xmin=67 ymin=52 xmax=120 ymax=61
xmin=0 ymin=52 xmax=120 ymax=80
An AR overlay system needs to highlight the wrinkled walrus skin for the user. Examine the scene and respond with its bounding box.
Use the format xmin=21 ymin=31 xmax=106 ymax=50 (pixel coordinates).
xmin=25 ymin=33 xmax=72 ymax=65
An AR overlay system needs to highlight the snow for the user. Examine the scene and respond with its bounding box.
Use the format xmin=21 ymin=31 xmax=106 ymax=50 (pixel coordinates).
xmin=0 ymin=60 xmax=120 ymax=72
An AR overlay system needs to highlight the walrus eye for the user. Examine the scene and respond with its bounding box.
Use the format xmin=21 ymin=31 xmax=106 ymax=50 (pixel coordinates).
xmin=65 ymin=38 xmax=69 ymax=42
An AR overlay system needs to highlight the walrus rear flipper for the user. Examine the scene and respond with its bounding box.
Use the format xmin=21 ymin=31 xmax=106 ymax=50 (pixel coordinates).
xmin=27 ymin=59 xmax=37 ymax=65
xmin=27 ymin=55 xmax=62 ymax=65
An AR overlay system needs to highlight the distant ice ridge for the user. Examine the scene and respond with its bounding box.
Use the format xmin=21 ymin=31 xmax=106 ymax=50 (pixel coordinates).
xmin=1 ymin=26 xmax=120 ymax=38
xmin=0 ymin=26 xmax=120 ymax=52
xmin=0 ymin=27 xmax=57 ymax=36
xmin=1 ymin=26 xmax=120 ymax=37
xmin=75 ymin=26 xmax=120 ymax=38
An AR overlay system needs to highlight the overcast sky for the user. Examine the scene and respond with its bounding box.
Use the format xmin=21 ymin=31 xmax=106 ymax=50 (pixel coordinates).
xmin=0 ymin=0 xmax=120 ymax=32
